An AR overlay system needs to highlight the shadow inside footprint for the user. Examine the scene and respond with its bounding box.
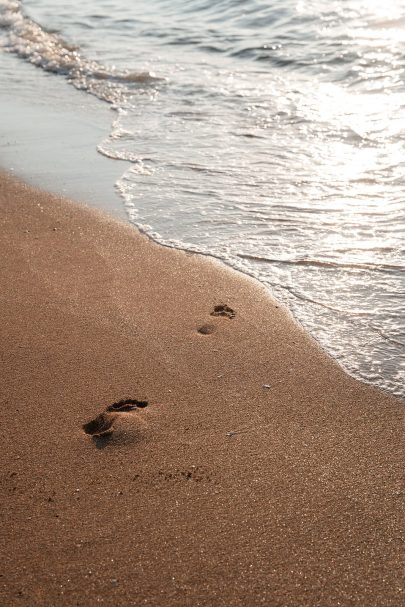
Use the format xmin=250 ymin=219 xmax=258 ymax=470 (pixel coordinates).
xmin=106 ymin=398 xmax=148 ymax=412
xmin=211 ymin=304 xmax=236 ymax=319
xmin=93 ymin=433 xmax=114 ymax=449
xmin=83 ymin=399 xmax=148 ymax=442
xmin=197 ymin=324 xmax=215 ymax=335
xmin=83 ymin=413 xmax=116 ymax=436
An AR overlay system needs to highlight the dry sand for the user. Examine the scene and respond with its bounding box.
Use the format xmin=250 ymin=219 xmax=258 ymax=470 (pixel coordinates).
xmin=0 ymin=172 xmax=404 ymax=606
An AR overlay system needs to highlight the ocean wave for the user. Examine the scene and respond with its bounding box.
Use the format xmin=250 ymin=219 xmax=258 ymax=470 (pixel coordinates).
xmin=236 ymin=253 xmax=405 ymax=274
xmin=0 ymin=0 xmax=161 ymax=104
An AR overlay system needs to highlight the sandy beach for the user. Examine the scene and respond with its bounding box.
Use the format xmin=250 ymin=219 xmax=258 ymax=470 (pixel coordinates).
xmin=0 ymin=171 xmax=403 ymax=606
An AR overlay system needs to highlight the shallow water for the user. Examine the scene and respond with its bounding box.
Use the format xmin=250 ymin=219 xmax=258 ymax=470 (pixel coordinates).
xmin=1 ymin=0 xmax=404 ymax=397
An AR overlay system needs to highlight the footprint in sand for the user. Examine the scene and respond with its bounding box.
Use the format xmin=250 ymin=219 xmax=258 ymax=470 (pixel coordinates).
xmin=83 ymin=399 xmax=148 ymax=437
xmin=197 ymin=305 xmax=236 ymax=334
xmin=210 ymin=304 xmax=236 ymax=319
xmin=197 ymin=323 xmax=216 ymax=335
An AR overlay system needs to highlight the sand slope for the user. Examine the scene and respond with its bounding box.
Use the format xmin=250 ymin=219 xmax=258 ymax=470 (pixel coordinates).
xmin=0 ymin=173 xmax=404 ymax=606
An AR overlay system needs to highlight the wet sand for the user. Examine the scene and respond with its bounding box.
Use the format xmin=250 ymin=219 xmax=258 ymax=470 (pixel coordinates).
xmin=0 ymin=53 xmax=127 ymax=220
xmin=0 ymin=172 xmax=404 ymax=606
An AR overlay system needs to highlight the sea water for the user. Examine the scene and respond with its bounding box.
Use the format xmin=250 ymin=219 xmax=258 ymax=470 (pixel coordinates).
xmin=1 ymin=0 xmax=404 ymax=397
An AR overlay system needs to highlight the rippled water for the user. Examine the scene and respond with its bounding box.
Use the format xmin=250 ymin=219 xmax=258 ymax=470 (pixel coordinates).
xmin=1 ymin=0 xmax=404 ymax=396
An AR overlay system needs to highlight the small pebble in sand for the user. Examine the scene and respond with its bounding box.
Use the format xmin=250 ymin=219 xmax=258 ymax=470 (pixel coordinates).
xmin=262 ymin=384 xmax=271 ymax=389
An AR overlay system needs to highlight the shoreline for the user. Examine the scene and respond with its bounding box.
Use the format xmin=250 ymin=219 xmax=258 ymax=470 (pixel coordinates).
xmin=1 ymin=171 xmax=404 ymax=606
xmin=0 ymin=51 xmax=127 ymax=220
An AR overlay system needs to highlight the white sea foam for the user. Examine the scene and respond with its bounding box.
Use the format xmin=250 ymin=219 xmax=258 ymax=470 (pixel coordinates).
xmin=0 ymin=0 xmax=161 ymax=104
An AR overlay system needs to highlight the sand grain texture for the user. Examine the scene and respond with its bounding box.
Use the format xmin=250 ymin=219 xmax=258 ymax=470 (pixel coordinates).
xmin=0 ymin=173 xmax=404 ymax=606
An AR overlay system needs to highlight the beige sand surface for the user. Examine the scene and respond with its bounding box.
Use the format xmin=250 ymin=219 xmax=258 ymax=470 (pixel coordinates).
xmin=0 ymin=172 xmax=403 ymax=606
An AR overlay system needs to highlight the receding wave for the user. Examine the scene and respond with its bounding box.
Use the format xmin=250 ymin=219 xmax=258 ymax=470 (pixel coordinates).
xmin=0 ymin=0 xmax=161 ymax=104
xmin=237 ymin=253 xmax=405 ymax=274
